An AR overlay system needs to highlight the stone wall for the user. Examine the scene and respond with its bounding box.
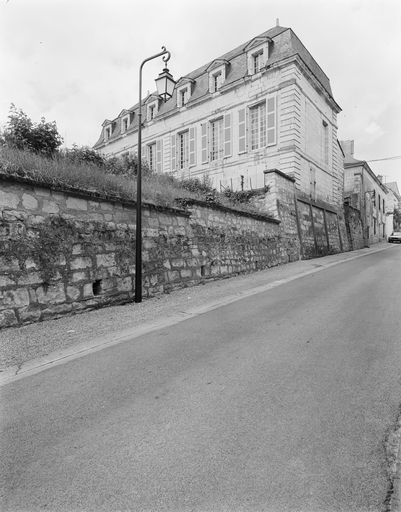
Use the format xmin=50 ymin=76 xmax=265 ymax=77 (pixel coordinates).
xmin=344 ymin=204 xmax=364 ymax=250
xmin=1 ymin=175 xmax=287 ymax=328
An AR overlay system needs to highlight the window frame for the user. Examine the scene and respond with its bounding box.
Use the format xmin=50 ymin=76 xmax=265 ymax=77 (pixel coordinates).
xmin=177 ymin=130 xmax=190 ymax=170
xmin=147 ymin=142 xmax=156 ymax=171
xmin=209 ymin=117 xmax=224 ymax=161
xmin=249 ymin=101 xmax=267 ymax=151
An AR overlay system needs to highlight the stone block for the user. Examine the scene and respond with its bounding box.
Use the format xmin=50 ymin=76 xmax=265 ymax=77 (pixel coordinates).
xmin=17 ymin=272 xmax=43 ymax=286
xmin=0 ymin=190 xmax=20 ymax=209
xmin=42 ymin=200 xmax=60 ymax=214
xmin=83 ymin=283 xmax=93 ymax=297
xmin=72 ymin=271 xmax=86 ymax=282
xmin=66 ymin=197 xmax=88 ymax=211
xmin=22 ymin=194 xmax=39 ymax=210
xmin=0 ymin=275 xmax=15 ymax=287
xmin=96 ymin=254 xmax=116 ymax=267
xmin=171 ymin=258 xmax=185 ymax=268
xmin=117 ymin=276 xmax=132 ymax=292
xmin=25 ymin=258 xmax=37 ymax=270
xmin=67 ymin=285 xmax=81 ymax=301
xmin=180 ymin=269 xmax=193 ymax=279
xmin=41 ymin=303 xmax=73 ymax=318
xmin=0 ymin=309 xmax=18 ymax=328
xmin=100 ymin=202 xmax=113 ymax=211
xmin=19 ymin=306 xmax=42 ymax=323
xmin=167 ymin=270 xmax=180 ymax=281
xmin=104 ymin=214 xmax=113 ymax=221
xmin=36 ymin=283 xmax=66 ymax=304
xmin=71 ymin=257 xmax=92 ymax=270
xmin=0 ymin=288 xmax=30 ymax=309
xmin=72 ymin=244 xmax=82 ymax=255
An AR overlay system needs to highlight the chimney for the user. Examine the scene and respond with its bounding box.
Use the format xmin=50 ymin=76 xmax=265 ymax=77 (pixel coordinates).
xmin=341 ymin=140 xmax=354 ymax=157
xmin=276 ymin=18 xmax=280 ymax=27
xmin=377 ymin=175 xmax=383 ymax=183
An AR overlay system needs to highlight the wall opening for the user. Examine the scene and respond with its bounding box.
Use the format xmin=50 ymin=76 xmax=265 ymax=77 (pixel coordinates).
xmin=92 ymin=280 xmax=102 ymax=296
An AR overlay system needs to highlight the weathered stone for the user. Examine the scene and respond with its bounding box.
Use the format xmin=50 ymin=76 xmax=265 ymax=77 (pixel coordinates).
xmin=66 ymin=285 xmax=80 ymax=301
xmin=41 ymin=303 xmax=73 ymax=318
xmin=83 ymin=283 xmax=93 ymax=297
xmin=100 ymin=202 xmax=113 ymax=211
xmin=167 ymin=270 xmax=180 ymax=281
xmin=42 ymin=200 xmax=59 ymax=214
xmin=0 ymin=275 xmax=15 ymax=287
xmin=17 ymin=272 xmax=43 ymax=286
xmin=180 ymin=269 xmax=193 ymax=279
xmin=19 ymin=306 xmax=42 ymax=323
xmin=0 ymin=288 xmax=30 ymax=309
xmin=72 ymin=271 xmax=86 ymax=282
xmin=66 ymin=197 xmax=88 ymax=211
xmin=0 ymin=309 xmax=18 ymax=327
xmin=96 ymin=254 xmax=116 ymax=267
xmin=72 ymin=244 xmax=82 ymax=255
xmin=36 ymin=283 xmax=66 ymax=304
xmin=117 ymin=276 xmax=132 ymax=292
xmin=22 ymin=194 xmax=39 ymax=210
xmin=0 ymin=190 xmax=19 ymax=208
xmin=71 ymin=257 xmax=92 ymax=270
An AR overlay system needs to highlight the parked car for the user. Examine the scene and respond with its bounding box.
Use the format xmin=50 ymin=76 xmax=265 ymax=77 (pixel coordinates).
xmin=388 ymin=231 xmax=401 ymax=243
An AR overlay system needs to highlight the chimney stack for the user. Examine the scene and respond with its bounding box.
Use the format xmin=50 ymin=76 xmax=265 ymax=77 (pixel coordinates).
xmin=276 ymin=18 xmax=280 ymax=27
xmin=341 ymin=140 xmax=355 ymax=157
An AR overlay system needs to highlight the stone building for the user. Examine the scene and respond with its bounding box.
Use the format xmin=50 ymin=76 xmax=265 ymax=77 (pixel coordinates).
xmin=94 ymin=24 xmax=344 ymax=211
xmin=341 ymin=140 xmax=388 ymax=245
xmin=383 ymin=181 xmax=401 ymax=233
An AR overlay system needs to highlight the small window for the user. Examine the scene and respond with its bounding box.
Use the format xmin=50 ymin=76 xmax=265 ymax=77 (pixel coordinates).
xmin=104 ymin=126 xmax=111 ymax=140
xmin=212 ymin=72 xmax=222 ymax=92
xmin=129 ymin=112 xmax=135 ymax=124
xmin=121 ymin=116 xmax=129 ymax=133
xmin=252 ymin=51 xmax=263 ymax=74
xmin=149 ymin=105 xmax=155 ymax=120
xmin=180 ymin=89 xmax=187 ymax=106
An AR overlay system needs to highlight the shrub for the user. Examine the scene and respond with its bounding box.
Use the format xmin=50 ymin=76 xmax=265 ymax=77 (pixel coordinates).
xmin=1 ymin=104 xmax=63 ymax=157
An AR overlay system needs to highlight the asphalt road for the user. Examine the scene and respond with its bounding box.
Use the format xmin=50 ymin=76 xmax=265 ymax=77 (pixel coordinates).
xmin=1 ymin=247 xmax=401 ymax=512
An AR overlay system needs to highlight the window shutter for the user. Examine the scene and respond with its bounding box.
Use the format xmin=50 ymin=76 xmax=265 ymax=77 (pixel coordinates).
xmin=156 ymin=139 xmax=163 ymax=172
xmin=171 ymin=134 xmax=176 ymax=171
xmin=201 ymin=123 xmax=208 ymax=164
xmin=189 ymin=127 xmax=196 ymax=166
xmin=267 ymin=95 xmax=277 ymax=146
xmin=224 ymin=113 xmax=232 ymax=158
xmin=238 ymin=108 xmax=246 ymax=153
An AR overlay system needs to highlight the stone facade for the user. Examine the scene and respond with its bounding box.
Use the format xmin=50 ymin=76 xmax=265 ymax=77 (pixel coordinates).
xmin=94 ymin=25 xmax=343 ymax=215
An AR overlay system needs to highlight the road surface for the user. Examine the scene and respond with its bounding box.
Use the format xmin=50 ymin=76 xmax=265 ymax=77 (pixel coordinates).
xmin=1 ymin=247 xmax=401 ymax=511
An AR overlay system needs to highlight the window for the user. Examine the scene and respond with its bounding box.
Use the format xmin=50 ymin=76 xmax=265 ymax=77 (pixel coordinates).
xmin=149 ymin=105 xmax=155 ymax=121
xmin=212 ymin=72 xmax=222 ymax=93
xmin=383 ymin=198 xmax=385 ymax=212
xmin=378 ymin=194 xmax=381 ymax=211
xmin=121 ymin=116 xmax=129 ymax=133
xmin=147 ymin=143 xmax=156 ymax=171
xmin=129 ymin=112 xmax=135 ymax=124
xmin=180 ymin=89 xmax=188 ymax=106
xmin=104 ymin=126 xmax=111 ymax=140
xmin=178 ymin=131 xmax=189 ymax=169
xmin=250 ymin=102 xmax=266 ymax=150
xmin=252 ymin=51 xmax=263 ymax=74
xmin=210 ymin=118 xmax=224 ymax=160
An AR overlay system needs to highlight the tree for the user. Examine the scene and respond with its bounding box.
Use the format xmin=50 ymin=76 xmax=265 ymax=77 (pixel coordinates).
xmin=1 ymin=104 xmax=63 ymax=157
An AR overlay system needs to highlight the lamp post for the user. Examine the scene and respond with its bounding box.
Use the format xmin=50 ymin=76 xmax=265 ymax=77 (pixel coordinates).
xmin=135 ymin=46 xmax=175 ymax=303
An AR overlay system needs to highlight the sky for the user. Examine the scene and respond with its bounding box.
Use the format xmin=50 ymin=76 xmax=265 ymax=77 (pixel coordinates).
xmin=0 ymin=0 xmax=400 ymax=185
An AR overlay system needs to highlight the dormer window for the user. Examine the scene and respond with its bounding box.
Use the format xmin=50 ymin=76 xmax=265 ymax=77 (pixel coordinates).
xmin=176 ymin=79 xmax=194 ymax=108
xmin=147 ymin=100 xmax=158 ymax=122
xmin=104 ymin=125 xmax=112 ymax=141
xmin=252 ymin=51 xmax=263 ymax=74
xmin=129 ymin=112 xmax=135 ymax=124
xmin=121 ymin=116 xmax=129 ymax=133
xmin=207 ymin=60 xmax=229 ymax=94
xmin=245 ymin=36 xmax=271 ymax=76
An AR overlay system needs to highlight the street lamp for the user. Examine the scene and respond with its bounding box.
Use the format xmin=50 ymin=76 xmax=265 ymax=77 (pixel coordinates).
xmin=135 ymin=46 xmax=175 ymax=303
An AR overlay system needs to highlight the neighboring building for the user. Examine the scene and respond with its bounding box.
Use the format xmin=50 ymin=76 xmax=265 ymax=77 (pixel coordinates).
xmin=94 ymin=24 xmax=344 ymax=210
xmin=341 ymin=140 xmax=388 ymax=245
xmin=383 ymin=181 xmax=401 ymax=232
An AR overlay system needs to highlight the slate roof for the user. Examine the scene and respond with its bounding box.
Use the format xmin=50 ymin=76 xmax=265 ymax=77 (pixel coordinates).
xmin=385 ymin=181 xmax=401 ymax=198
xmin=94 ymin=25 xmax=336 ymax=149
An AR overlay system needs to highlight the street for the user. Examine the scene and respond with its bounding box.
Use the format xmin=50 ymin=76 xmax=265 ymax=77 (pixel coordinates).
xmin=1 ymin=246 xmax=401 ymax=511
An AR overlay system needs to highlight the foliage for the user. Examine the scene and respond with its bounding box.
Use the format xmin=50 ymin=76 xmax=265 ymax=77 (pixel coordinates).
xmin=222 ymin=186 xmax=269 ymax=204
xmin=1 ymin=104 xmax=63 ymax=157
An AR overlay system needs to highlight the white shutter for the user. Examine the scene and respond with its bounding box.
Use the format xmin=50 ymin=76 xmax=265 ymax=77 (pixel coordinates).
xmin=238 ymin=108 xmax=246 ymax=153
xmin=189 ymin=127 xmax=196 ymax=166
xmin=201 ymin=123 xmax=208 ymax=164
xmin=224 ymin=113 xmax=232 ymax=158
xmin=171 ymin=134 xmax=176 ymax=171
xmin=267 ymin=94 xmax=277 ymax=146
xmin=156 ymin=139 xmax=163 ymax=172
